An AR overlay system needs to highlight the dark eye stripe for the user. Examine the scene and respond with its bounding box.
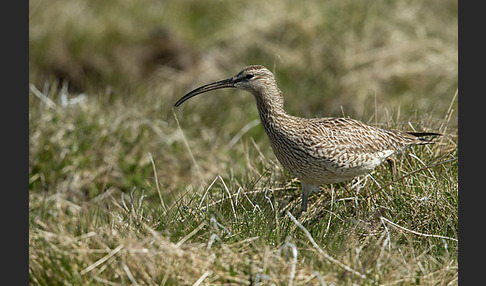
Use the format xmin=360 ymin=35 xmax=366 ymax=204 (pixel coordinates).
xmin=245 ymin=74 xmax=254 ymax=79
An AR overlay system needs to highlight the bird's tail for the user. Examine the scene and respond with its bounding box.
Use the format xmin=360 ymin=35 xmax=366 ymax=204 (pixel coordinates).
xmin=406 ymin=132 xmax=442 ymax=144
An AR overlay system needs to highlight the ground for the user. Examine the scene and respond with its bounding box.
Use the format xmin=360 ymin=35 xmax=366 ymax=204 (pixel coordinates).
xmin=29 ymin=0 xmax=457 ymax=284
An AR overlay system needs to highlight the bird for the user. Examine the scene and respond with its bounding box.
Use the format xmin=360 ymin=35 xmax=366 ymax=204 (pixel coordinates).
xmin=174 ymin=65 xmax=440 ymax=212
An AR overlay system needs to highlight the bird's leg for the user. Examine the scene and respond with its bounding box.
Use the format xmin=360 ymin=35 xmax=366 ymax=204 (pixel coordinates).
xmin=301 ymin=183 xmax=318 ymax=212
xmin=386 ymin=157 xmax=396 ymax=180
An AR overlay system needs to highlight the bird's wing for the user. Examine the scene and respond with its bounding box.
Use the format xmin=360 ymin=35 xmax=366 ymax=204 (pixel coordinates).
xmin=301 ymin=117 xmax=405 ymax=156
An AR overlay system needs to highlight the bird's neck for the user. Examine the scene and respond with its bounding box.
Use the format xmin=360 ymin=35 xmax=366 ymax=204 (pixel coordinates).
xmin=252 ymin=88 xmax=293 ymax=134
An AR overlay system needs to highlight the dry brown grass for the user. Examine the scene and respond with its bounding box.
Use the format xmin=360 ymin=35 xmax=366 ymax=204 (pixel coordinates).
xmin=30 ymin=0 xmax=457 ymax=284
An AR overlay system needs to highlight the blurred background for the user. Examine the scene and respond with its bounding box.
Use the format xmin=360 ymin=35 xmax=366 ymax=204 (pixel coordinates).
xmin=29 ymin=2 xmax=458 ymax=283
xmin=29 ymin=0 xmax=457 ymax=111
xmin=29 ymin=0 xmax=458 ymax=198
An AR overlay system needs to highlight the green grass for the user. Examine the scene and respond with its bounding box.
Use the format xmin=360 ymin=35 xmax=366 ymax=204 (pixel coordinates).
xmin=30 ymin=0 xmax=457 ymax=285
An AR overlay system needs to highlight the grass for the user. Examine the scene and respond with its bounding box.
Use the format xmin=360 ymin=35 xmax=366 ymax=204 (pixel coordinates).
xmin=29 ymin=0 xmax=457 ymax=285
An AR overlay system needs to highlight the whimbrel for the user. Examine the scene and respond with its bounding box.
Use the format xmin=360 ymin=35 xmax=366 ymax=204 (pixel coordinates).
xmin=174 ymin=65 xmax=440 ymax=211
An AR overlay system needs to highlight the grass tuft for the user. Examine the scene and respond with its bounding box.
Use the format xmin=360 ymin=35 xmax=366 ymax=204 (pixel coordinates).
xmin=30 ymin=0 xmax=457 ymax=284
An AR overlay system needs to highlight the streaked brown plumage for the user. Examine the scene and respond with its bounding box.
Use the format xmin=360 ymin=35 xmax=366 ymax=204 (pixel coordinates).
xmin=174 ymin=65 xmax=440 ymax=211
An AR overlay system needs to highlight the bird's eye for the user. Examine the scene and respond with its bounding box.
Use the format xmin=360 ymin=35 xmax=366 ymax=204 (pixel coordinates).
xmin=245 ymin=74 xmax=254 ymax=80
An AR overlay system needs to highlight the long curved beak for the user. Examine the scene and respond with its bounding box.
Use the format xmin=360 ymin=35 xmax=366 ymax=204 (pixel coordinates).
xmin=174 ymin=77 xmax=236 ymax=107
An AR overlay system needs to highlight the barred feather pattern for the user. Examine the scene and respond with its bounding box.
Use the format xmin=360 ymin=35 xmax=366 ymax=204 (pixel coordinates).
xmin=248 ymin=66 xmax=437 ymax=185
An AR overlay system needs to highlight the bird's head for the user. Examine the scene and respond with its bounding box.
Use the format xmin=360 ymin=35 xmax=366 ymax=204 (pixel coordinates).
xmin=174 ymin=65 xmax=277 ymax=107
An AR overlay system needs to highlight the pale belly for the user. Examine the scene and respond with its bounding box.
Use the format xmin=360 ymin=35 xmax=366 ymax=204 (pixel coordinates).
xmin=270 ymin=137 xmax=395 ymax=185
